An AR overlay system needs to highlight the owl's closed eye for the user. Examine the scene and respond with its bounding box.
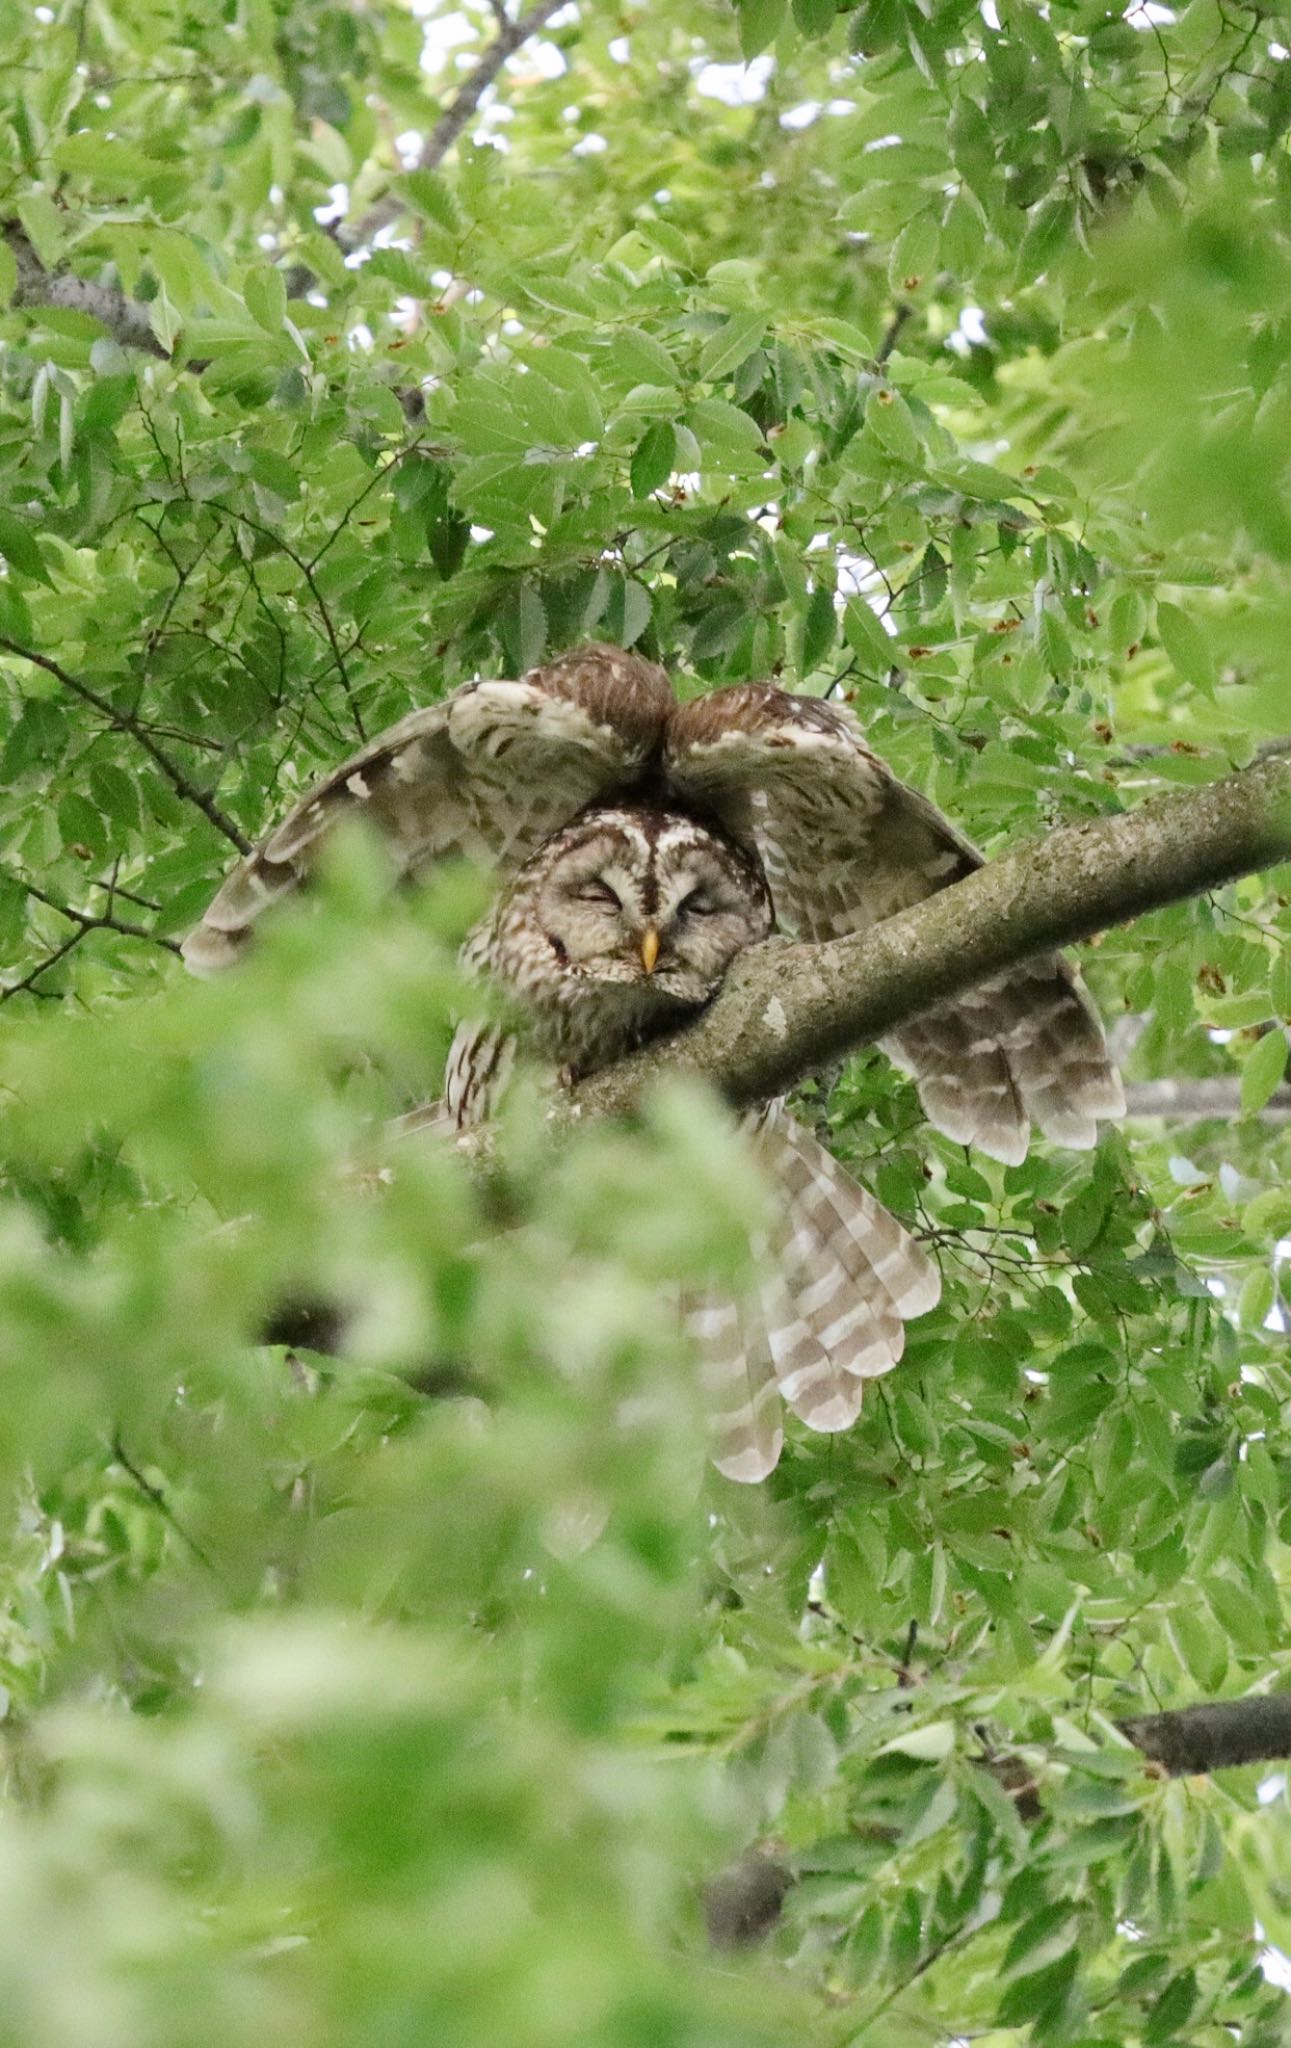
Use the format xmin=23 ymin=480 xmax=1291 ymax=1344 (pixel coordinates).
xmin=494 ymin=805 xmax=773 ymax=1036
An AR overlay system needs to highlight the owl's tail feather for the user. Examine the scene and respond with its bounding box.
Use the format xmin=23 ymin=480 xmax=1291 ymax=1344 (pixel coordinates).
xmin=692 ymin=1293 xmax=785 ymax=1485
xmin=691 ymin=1107 xmax=940 ymax=1483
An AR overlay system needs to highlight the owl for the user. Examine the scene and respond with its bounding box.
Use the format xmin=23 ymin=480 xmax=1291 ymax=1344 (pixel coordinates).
xmin=184 ymin=643 xmax=1124 ymax=1481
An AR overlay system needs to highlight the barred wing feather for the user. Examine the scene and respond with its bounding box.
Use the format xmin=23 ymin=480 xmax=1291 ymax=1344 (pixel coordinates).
xmin=183 ymin=647 xmax=673 ymax=975
xmin=666 ymin=688 xmax=1123 ymax=1164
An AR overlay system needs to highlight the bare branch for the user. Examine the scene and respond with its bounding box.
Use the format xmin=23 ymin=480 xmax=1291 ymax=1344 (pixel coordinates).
xmin=419 ymin=0 xmax=568 ymax=173
xmin=0 ymin=639 xmax=252 ymax=853
xmin=572 ymin=756 xmax=1291 ymax=1120
xmin=337 ymin=0 xmax=570 ymax=255
xmin=1 ymin=926 xmax=89 ymax=1002
xmin=1123 ymin=1077 xmax=1291 ymax=1119
xmin=4 ymin=221 xmax=170 ymax=359
xmin=15 ymin=876 xmax=182 ymax=955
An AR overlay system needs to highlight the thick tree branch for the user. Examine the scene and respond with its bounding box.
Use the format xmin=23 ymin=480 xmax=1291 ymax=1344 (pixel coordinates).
xmin=1123 ymin=1077 xmax=1291 ymax=1119
xmin=1121 ymin=1693 xmax=1291 ymax=1776
xmin=4 ymin=222 xmax=170 ymax=359
xmin=572 ymin=756 xmax=1291 ymax=1120
xmin=711 ymin=1689 xmax=1291 ymax=1950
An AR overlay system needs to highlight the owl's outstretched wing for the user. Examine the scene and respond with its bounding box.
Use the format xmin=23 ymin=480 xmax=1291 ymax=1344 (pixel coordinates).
xmin=182 ymin=646 xmax=673 ymax=973
xmin=665 ymin=688 xmax=1124 ymax=1165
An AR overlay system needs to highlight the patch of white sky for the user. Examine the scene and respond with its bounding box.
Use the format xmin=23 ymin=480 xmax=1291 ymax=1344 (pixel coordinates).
xmin=948 ymin=306 xmax=990 ymax=355
xmin=692 ymin=55 xmax=775 ymax=107
xmin=689 ymin=51 xmax=850 ymax=131
xmin=409 ymin=2 xmax=575 ymax=155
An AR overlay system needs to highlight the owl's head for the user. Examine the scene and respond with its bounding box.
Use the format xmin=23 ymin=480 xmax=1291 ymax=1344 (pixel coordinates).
xmin=508 ymin=805 xmax=773 ymax=1010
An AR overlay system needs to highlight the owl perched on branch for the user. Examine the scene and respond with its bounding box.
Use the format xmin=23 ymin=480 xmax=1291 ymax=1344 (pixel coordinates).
xmin=185 ymin=643 xmax=1123 ymax=1481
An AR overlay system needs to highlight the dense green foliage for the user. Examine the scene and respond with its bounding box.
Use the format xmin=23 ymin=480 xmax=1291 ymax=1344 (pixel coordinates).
xmin=4 ymin=1 xmax=1291 ymax=2041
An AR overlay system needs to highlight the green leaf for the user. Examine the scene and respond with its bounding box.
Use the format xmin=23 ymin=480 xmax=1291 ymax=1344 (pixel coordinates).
xmin=865 ymin=386 xmax=922 ymax=465
xmin=498 ymin=580 xmax=547 ymax=674
xmin=400 ymin=169 xmax=462 ymax=233
xmin=1170 ymin=1604 xmax=1228 ymax=1692
xmin=57 ymin=790 xmax=108 ymax=860
xmin=1156 ymin=600 xmax=1217 ymax=694
xmin=0 ymin=512 xmax=52 ymax=585
xmin=736 ymin=0 xmax=786 ymax=59
xmin=843 ymin=597 xmax=896 ymax=675
xmin=89 ymin=761 xmax=142 ymax=836
xmin=51 ymin=134 xmax=166 ymax=187
xmin=1145 ymin=1969 xmax=1197 ymax=2044
xmin=603 ymin=578 xmax=652 ymax=649
xmin=798 ymin=587 xmax=837 ymax=674
xmin=1108 ymin=588 xmax=1147 ymax=653
xmin=1038 ymin=606 xmax=1074 ymax=676
xmin=630 ymin=421 xmax=676 ymax=500
xmin=611 ymin=328 xmax=681 ymax=388
xmin=879 ymin=1721 xmax=955 ymax=1761
xmin=1001 ymin=1904 xmax=1077 ymax=1981
xmin=1240 ymin=1029 xmax=1288 ymax=1114
xmin=698 ymin=311 xmax=767 ymax=384
xmin=1016 ymin=195 xmax=1076 ymax=283
xmin=686 ymin=398 xmax=765 ymax=459
xmin=889 ymin=213 xmax=939 ymax=291
xmin=940 ymin=194 xmax=985 ymax=276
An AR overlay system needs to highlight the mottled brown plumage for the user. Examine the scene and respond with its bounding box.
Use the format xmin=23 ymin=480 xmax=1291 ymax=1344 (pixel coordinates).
xmin=184 ymin=643 xmax=1124 ymax=1478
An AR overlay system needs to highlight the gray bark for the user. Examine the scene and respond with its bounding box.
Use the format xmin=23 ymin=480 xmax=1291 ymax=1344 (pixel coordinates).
xmin=5 ymin=223 xmax=170 ymax=359
xmin=1121 ymin=1693 xmax=1291 ymax=1775
xmin=1123 ymin=1078 xmax=1291 ymax=1119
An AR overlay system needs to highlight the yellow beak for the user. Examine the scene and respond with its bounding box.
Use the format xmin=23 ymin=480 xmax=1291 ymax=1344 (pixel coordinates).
xmin=640 ymin=926 xmax=661 ymax=975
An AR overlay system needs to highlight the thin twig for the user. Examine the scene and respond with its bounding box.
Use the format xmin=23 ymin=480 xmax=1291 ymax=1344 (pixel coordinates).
xmin=14 ymin=876 xmax=182 ymax=954
xmin=1 ymin=926 xmax=88 ymax=1001
xmin=0 ymin=639 xmax=251 ymax=852
xmin=86 ymin=878 xmax=161 ymax=913
xmin=233 ymin=516 xmax=366 ymax=740
xmin=110 ymin=1433 xmax=213 ymax=1568
xmin=875 ymin=302 xmax=913 ymax=367
xmin=339 ymin=0 xmax=569 ymax=251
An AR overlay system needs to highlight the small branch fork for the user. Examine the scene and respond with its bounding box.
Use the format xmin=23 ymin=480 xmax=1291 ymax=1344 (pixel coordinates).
xmin=0 ymin=638 xmax=252 ymax=853
xmin=16 ymin=875 xmax=180 ymax=954
xmin=1 ymin=878 xmax=181 ymax=1001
